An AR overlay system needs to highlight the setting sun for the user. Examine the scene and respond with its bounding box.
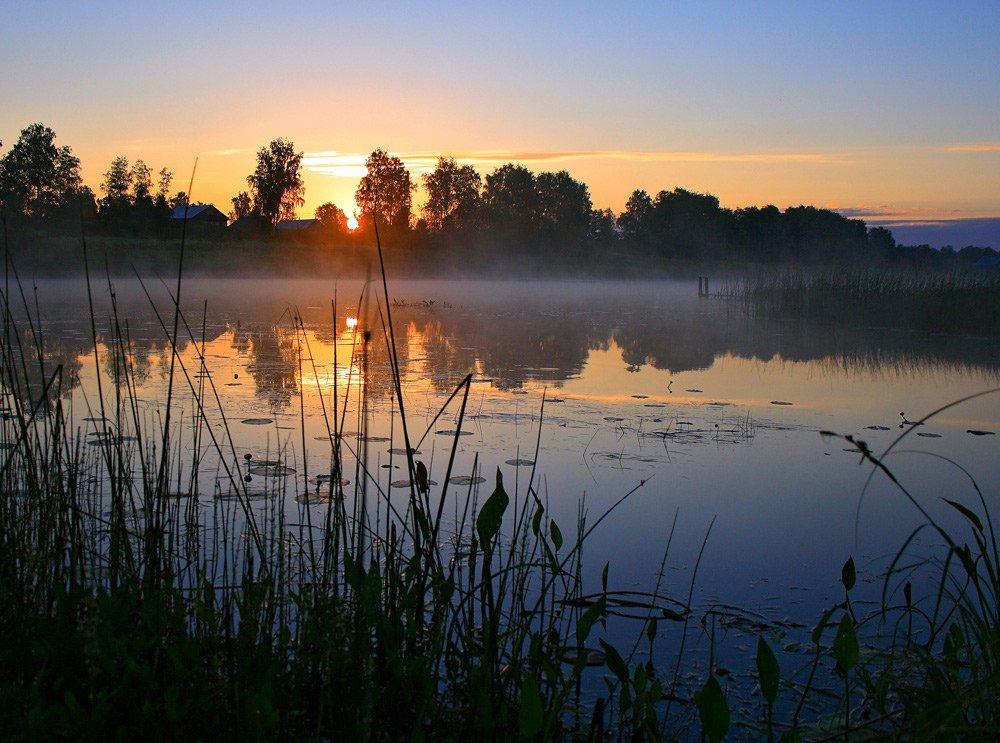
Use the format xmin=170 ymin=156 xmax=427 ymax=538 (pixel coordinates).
xmin=346 ymin=215 xmax=359 ymax=231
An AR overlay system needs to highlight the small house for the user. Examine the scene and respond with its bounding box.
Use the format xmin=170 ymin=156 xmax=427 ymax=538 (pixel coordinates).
xmin=276 ymin=219 xmax=319 ymax=232
xmin=171 ymin=203 xmax=228 ymax=226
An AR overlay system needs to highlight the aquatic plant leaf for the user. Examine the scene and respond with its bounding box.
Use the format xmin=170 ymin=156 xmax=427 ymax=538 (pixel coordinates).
xmin=550 ymin=520 xmax=563 ymax=551
xmin=756 ymin=636 xmax=780 ymax=704
xmin=598 ymin=639 xmax=629 ymax=685
xmin=812 ymin=605 xmax=840 ymax=645
xmin=601 ymin=562 xmax=609 ymax=593
xmin=695 ymin=675 xmax=729 ymax=743
xmin=943 ymin=498 xmax=984 ymax=532
xmin=476 ymin=468 xmax=509 ymax=549
xmin=576 ymin=596 xmax=606 ymax=647
xmin=833 ymin=614 xmax=858 ymax=672
xmin=518 ymin=673 xmax=543 ymax=738
xmin=531 ymin=504 xmax=544 ymax=536
xmin=841 ymin=556 xmax=856 ymax=592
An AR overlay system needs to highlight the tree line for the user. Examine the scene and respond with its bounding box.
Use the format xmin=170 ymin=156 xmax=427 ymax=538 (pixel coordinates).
xmin=1 ymin=122 xmax=995 ymax=269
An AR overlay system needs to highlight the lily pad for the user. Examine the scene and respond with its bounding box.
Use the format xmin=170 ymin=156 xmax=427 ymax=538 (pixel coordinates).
xmin=770 ymin=401 xmax=793 ymax=406
xmin=449 ymin=475 xmax=487 ymax=486
xmin=967 ymin=429 xmax=995 ymax=436
xmin=505 ymin=458 xmax=535 ymax=467
xmin=248 ymin=464 xmax=296 ymax=476
xmin=241 ymin=418 xmax=274 ymax=425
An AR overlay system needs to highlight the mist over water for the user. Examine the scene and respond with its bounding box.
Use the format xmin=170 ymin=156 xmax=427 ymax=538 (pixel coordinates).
xmin=17 ymin=276 xmax=1000 ymax=687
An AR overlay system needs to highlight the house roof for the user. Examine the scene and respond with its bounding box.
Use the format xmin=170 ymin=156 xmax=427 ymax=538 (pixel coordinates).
xmin=171 ymin=203 xmax=227 ymax=221
xmin=276 ymin=218 xmax=318 ymax=231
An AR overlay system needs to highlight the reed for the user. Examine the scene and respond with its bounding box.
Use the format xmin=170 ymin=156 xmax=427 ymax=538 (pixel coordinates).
xmin=722 ymin=266 xmax=1000 ymax=334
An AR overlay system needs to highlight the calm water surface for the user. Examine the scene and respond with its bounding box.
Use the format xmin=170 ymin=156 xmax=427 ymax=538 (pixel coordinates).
xmin=23 ymin=277 xmax=1000 ymax=689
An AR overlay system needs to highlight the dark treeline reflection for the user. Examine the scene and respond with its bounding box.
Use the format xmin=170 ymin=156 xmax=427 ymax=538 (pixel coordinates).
xmin=11 ymin=280 xmax=1000 ymax=408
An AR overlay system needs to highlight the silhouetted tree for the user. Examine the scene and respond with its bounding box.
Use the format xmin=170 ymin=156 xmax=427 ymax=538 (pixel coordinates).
xmin=246 ymin=138 xmax=305 ymax=228
xmin=536 ymin=170 xmax=592 ymax=240
xmin=784 ymin=206 xmax=868 ymax=261
xmin=647 ymin=188 xmax=733 ymax=259
xmin=734 ymin=205 xmax=789 ymax=261
xmin=156 ymin=168 xmax=173 ymax=203
xmin=482 ymin=163 xmax=539 ymax=233
xmin=0 ymin=122 xmax=83 ymax=220
xmin=421 ymin=157 xmax=481 ymax=231
xmin=356 ymin=149 xmax=414 ymax=230
xmin=229 ymin=191 xmax=252 ymax=221
xmin=867 ymin=226 xmax=896 ymax=259
xmin=617 ymin=189 xmax=652 ymax=242
xmin=315 ymin=202 xmax=348 ymax=232
xmin=100 ymin=156 xmax=133 ymax=209
xmin=588 ymin=208 xmax=618 ymax=243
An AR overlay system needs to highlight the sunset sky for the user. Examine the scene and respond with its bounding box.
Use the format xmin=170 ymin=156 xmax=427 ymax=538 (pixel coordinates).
xmin=3 ymin=1 xmax=998 ymax=244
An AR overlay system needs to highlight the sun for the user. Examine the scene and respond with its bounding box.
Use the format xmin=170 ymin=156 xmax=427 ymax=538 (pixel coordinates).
xmin=346 ymin=214 xmax=359 ymax=231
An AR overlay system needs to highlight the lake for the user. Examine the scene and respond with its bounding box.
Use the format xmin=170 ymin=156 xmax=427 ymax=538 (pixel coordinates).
xmin=16 ymin=275 xmax=1000 ymax=703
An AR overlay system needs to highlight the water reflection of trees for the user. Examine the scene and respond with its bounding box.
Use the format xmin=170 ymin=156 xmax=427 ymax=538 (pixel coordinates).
xmin=237 ymin=324 xmax=300 ymax=408
xmin=15 ymin=283 xmax=1000 ymax=408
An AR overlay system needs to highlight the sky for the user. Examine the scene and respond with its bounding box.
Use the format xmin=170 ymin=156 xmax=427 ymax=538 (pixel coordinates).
xmin=2 ymin=0 xmax=999 ymax=245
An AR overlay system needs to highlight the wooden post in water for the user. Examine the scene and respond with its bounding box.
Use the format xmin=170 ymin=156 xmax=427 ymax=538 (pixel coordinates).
xmin=698 ymin=276 xmax=710 ymax=296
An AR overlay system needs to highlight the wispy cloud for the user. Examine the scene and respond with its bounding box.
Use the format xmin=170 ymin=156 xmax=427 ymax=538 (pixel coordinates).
xmin=203 ymin=147 xmax=252 ymax=157
xmin=942 ymin=143 xmax=1000 ymax=153
xmin=835 ymin=204 xmax=1000 ymax=224
xmin=302 ymin=149 xmax=843 ymax=177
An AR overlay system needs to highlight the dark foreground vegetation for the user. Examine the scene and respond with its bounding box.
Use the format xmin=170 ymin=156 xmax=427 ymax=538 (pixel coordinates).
xmin=2 ymin=215 xmax=999 ymax=739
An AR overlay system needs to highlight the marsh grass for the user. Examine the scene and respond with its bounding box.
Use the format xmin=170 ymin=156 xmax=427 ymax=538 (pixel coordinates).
xmin=2 ymin=212 xmax=998 ymax=740
xmin=724 ymin=268 xmax=1000 ymax=334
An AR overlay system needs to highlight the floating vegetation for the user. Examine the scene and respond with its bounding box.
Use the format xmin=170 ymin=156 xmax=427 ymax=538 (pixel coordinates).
xmin=632 ymin=394 xmax=648 ymax=399
xmin=916 ymin=432 xmax=942 ymax=438
xmin=390 ymin=478 xmax=438 ymax=488
xmin=241 ymin=418 xmax=274 ymax=425
xmin=770 ymin=400 xmax=794 ymax=406
xmin=310 ymin=474 xmax=350 ymax=486
xmin=686 ymin=388 xmax=703 ymax=393
xmin=866 ymin=425 xmax=891 ymax=430
xmin=449 ymin=475 xmax=486 ymax=486
xmin=248 ymin=464 xmax=295 ymax=476
xmin=967 ymin=429 xmax=995 ymax=436
xmin=504 ymin=459 xmax=535 ymax=467
xmin=436 ymin=429 xmax=472 ymax=436
xmin=388 ymin=447 xmax=420 ymax=455
xmin=603 ymin=416 xmax=625 ymax=422
xmin=295 ymin=491 xmax=338 ymax=504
